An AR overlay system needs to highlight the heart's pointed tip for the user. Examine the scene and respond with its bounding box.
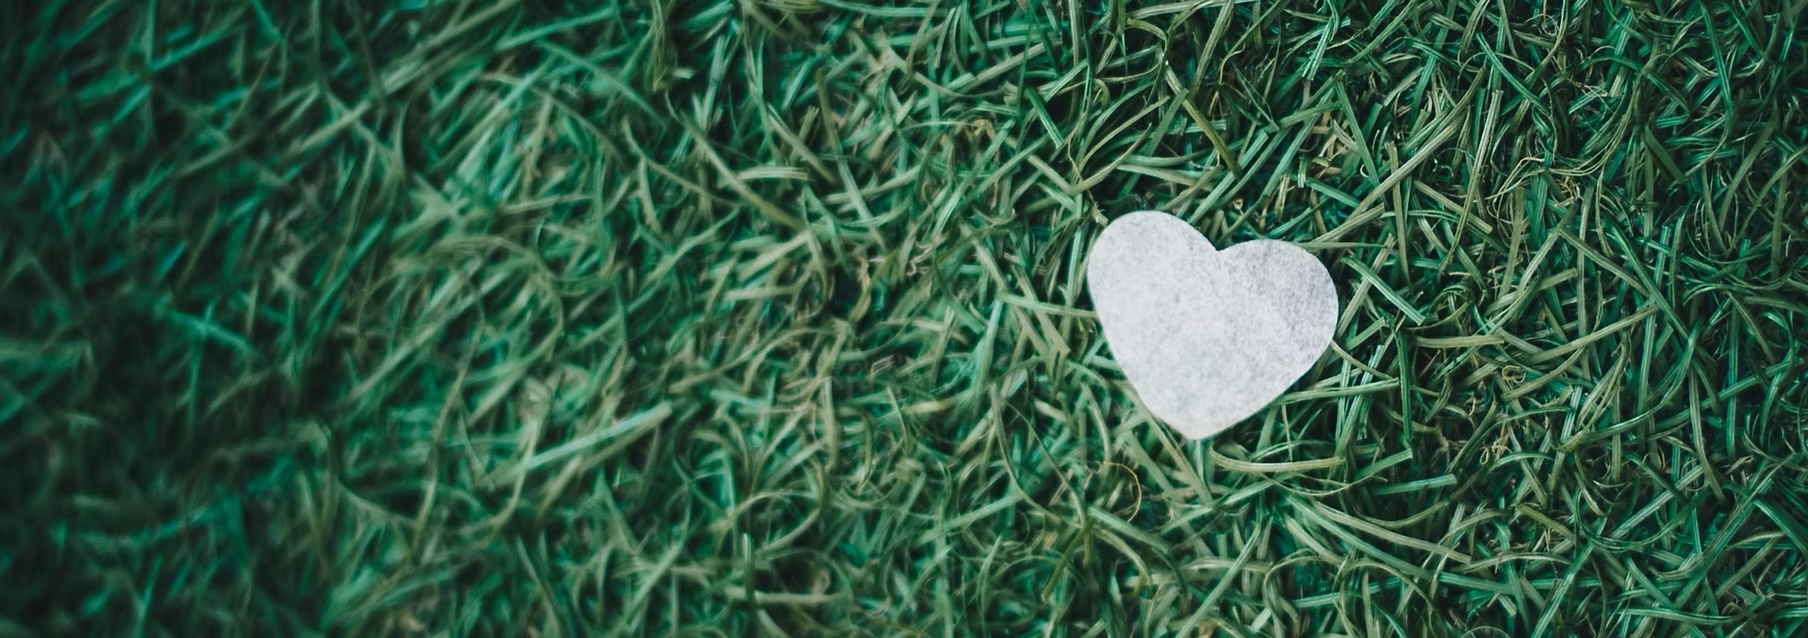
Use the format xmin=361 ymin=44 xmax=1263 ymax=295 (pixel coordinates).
xmin=1167 ymin=417 xmax=1240 ymax=442
xmin=1144 ymin=401 xmax=1244 ymax=441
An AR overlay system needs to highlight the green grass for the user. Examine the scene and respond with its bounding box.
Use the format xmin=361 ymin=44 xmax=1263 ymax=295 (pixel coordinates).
xmin=4 ymin=0 xmax=1808 ymax=635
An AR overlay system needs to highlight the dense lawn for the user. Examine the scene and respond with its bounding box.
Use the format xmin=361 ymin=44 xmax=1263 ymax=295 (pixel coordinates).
xmin=4 ymin=0 xmax=1808 ymax=635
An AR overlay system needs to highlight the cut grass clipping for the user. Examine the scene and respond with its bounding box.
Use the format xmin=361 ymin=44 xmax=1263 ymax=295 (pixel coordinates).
xmin=4 ymin=0 xmax=1808 ymax=636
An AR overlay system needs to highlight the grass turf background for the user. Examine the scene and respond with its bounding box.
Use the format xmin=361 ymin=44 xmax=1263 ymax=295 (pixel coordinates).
xmin=5 ymin=0 xmax=1808 ymax=635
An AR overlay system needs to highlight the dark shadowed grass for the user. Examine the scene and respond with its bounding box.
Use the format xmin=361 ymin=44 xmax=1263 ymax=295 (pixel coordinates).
xmin=4 ymin=0 xmax=1808 ymax=635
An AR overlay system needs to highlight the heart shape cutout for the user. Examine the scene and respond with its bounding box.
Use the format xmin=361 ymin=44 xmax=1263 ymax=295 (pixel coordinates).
xmin=1087 ymin=211 xmax=1339 ymax=440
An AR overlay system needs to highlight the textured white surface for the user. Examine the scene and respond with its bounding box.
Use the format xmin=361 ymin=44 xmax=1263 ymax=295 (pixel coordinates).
xmin=1087 ymin=211 xmax=1338 ymax=440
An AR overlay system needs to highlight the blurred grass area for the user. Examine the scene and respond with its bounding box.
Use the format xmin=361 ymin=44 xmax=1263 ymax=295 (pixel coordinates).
xmin=3 ymin=0 xmax=1808 ymax=635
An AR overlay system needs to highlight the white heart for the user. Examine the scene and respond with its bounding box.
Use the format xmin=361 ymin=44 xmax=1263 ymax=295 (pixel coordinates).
xmin=1087 ymin=211 xmax=1339 ymax=440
